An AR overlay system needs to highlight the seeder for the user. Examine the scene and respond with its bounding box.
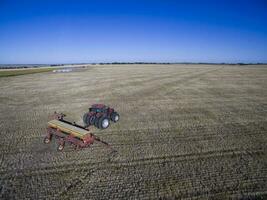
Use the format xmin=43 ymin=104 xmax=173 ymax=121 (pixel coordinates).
xmin=44 ymin=112 xmax=115 ymax=151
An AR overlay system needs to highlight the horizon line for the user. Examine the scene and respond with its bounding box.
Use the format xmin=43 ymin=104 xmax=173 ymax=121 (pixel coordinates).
xmin=1 ymin=62 xmax=267 ymax=65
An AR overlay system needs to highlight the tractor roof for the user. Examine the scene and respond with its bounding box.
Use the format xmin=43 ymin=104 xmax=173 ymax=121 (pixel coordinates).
xmin=91 ymin=104 xmax=107 ymax=109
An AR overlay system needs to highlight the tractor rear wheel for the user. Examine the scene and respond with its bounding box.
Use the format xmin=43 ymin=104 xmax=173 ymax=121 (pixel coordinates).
xmin=111 ymin=112 xmax=120 ymax=123
xmin=83 ymin=113 xmax=90 ymax=126
xmin=98 ymin=116 xmax=110 ymax=129
xmin=89 ymin=115 xmax=96 ymax=125
xmin=94 ymin=117 xmax=100 ymax=128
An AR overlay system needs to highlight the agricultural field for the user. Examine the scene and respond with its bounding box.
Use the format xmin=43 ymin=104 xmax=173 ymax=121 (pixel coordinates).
xmin=0 ymin=67 xmax=57 ymax=77
xmin=0 ymin=64 xmax=266 ymax=199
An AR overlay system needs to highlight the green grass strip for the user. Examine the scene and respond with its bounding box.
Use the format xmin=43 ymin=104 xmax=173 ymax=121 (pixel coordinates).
xmin=0 ymin=68 xmax=56 ymax=78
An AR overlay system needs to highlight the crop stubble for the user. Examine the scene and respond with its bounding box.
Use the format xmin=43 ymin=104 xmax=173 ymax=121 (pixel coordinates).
xmin=0 ymin=64 xmax=266 ymax=199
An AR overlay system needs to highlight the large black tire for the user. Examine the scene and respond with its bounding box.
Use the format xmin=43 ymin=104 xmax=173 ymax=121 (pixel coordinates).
xmin=111 ymin=112 xmax=120 ymax=123
xmin=98 ymin=116 xmax=110 ymax=129
xmin=89 ymin=115 xmax=96 ymax=125
xmin=94 ymin=117 xmax=100 ymax=128
xmin=83 ymin=113 xmax=90 ymax=126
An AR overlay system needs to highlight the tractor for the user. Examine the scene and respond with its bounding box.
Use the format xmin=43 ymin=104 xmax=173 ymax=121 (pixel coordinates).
xmin=83 ymin=104 xmax=119 ymax=129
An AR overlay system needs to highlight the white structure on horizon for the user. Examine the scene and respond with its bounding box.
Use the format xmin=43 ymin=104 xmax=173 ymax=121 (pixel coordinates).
xmin=53 ymin=68 xmax=73 ymax=73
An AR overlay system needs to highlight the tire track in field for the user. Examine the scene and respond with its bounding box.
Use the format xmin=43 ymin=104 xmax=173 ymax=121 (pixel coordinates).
xmin=2 ymin=147 xmax=264 ymax=180
xmin=53 ymin=147 xmax=266 ymax=199
xmin=1 ymin=145 xmax=265 ymax=199
xmin=1 ymin=120 xmax=266 ymax=170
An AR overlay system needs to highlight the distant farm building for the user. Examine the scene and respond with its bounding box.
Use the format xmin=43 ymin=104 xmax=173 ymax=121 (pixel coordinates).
xmin=53 ymin=68 xmax=73 ymax=73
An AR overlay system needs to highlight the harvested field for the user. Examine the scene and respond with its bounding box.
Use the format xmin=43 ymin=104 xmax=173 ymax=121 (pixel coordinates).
xmin=0 ymin=64 xmax=266 ymax=199
xmin=0 ymin=67 xmax=57 ymax=77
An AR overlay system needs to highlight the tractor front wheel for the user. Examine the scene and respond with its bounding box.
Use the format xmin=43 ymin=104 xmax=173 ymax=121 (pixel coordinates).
xmin=111 ymin=112 xmax=120 ymax=123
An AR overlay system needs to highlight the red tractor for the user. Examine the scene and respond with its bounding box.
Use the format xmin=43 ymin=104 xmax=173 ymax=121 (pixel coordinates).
xmin=83 ymin=104 xmax=119 ymax=129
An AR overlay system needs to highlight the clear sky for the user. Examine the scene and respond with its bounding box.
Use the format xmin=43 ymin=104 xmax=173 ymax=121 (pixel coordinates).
xmin=0 ymin=0 xmax=267 ymax=64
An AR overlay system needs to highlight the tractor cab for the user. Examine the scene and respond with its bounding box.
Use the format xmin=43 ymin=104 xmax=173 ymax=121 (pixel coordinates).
xmin=90 ymin=104 xmax=107 ymax=113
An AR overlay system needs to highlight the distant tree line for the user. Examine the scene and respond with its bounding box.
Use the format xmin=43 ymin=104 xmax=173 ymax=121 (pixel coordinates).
xmin=0 ymin=64 xmax=47 ymax=69
xmin=1 ymin=62 xmax=266 ymax=69
xmin=97 ymin=62 xmax=172 ymax=65
xmin=95 ymin=62 xmax=267 ymax=65
xmin=50 ymin=64 xmax=65 ymax=66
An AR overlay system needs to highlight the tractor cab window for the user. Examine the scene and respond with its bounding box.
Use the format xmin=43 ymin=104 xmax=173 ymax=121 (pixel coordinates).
xmin=89 ymin=108 xmax=95 ymax=112
xmin=90 ymin=108 xmax=103 ymax=113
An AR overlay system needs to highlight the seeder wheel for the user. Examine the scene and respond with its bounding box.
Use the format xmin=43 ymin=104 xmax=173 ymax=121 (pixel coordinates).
xmin=75 ymin=145 xmax=81 ymax=150
xmin=57 ymin=138 xmax=65 ymax=151
xmin=57 ymin=144 xmax=64 ymax=151
xmin=44 ymin=137 xmax=51 ymax=144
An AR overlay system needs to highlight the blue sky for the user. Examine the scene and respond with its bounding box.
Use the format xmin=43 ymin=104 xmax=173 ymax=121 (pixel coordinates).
xmin=0 ymin=0 xmax=267 ymax=64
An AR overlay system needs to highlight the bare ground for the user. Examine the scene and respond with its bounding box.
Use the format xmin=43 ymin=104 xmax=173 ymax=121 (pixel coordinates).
xmin=0 ymin=64 xmax=266 ymax=199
